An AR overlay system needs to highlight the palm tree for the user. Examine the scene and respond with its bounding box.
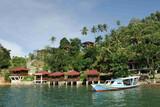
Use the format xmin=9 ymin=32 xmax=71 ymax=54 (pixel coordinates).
xmin=98 ymin=24 xmax=104 ymax=32
xmin=116 ymin=20 xmax=121 ymax=26
xmin=91 ymin=26 xmax=97 ymax=34
xmin=50 ymin=36 xmax=56 ymax=44
xmin=81 ymin=27 xmax=88 ymax=35
xmin=95 ymin=36 xmax=103 ymax=45
xmin=103 ymin=24 xmax=107 ymax=32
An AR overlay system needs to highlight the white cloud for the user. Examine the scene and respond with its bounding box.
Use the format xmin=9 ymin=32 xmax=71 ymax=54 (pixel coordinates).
xmin=0 ymin=38 xmax=25 ymax=57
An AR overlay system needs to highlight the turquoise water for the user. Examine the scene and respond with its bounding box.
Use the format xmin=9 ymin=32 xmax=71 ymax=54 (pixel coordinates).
xmin=0 ymin=85 xmax=160 ymax=107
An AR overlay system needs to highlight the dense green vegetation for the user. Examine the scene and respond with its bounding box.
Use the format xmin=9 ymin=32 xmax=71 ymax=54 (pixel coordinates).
xmin=0 ymin=44 xmax=11 ymax=80
xmin=0 ymin=44 xmax=27 ymax=69
xmin=11 ymin=56 xmax=26 ymax=67
xmin=0 ymin=44 xmax=11 ymax=69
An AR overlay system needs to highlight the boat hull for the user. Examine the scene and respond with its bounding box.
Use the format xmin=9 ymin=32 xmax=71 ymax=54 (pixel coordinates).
xmin=91 ymin=84 xmax=139 ymax=92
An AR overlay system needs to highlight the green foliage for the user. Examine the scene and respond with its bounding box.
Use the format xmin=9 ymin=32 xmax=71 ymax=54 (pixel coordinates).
xmin=28 ymin=53 xmax=35 ymax=60
xmin=91 ymin=26 xmax=97 ymax=33
xmin=50 ymin=36 xmax=56 ymax=44
xmin=70 ymin=38 xmax=81 ymax=56
xmin=44 ymin=38 xmax=84 ymax=72
xmin=45 ymin=49 xmax=68 ymax=71
xmin=105 ymin=11 xmax=160 ymax=78
xmin=43 ymin=65 xmax=49 ymax=71
xmin=59 ymin=37 xmax=71 ymax=50
xmin=23 ymin=76 xmax=34 ymax=81
xmin=116 ymin=20 xmax=121 ymax=26
xmin=95 ymin=36 xmax=103 ymax=45
xmin=111 ymin=63 xmax=130 ymax=78
xmin=0 ymin=69 xmax=10 ymax=81
xmin=4 ymin=72 xmax=10 ymax=81
xmin=11 ymin=56 xmax=26 ymax=67
xmin=80 ymin=73 xmax=85 ymax=81
xmin=81 ymin=27 xmax=88 ymax=35
xmin=0 ymin=44 xmax=11 ymax=69
xmin=92 ymin=11 xmax=160 ymax=77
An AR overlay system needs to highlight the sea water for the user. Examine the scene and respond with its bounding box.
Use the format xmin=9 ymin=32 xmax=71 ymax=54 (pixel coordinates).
xmin=0 ymin=85 xmax=160 ymax=107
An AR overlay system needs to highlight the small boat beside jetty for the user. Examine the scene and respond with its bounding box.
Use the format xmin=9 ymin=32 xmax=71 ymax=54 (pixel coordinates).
xmin=91 ymin=76 xmax=140 ymax=92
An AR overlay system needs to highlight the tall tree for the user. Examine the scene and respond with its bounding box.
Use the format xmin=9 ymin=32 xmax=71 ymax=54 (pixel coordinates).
xmin=11 ymin=56 xmax=26 ymax=67
xmin=59 ymin=37 xmax=71 ymax=51
xmin=70 ymin=38 xmax=81 ymax=56
xmin=97 ymin=24 xmax=104 ymax=32
xmin=116 ymin=20 xmax=121 ymax=26
xmin=50 ymin=36 xmax=56 ymax=44
xmin=91 ymin=26 xmax=97 ymax=34
xmin=95 ymin=36 xmax=103 ymax=45
xmin=0 ymin=44 xmax=11 ymax=69
xmin=81 ymin=27 xmax=88 ymax=35
xmin=103 ymin=24 xmax=107 ymax=32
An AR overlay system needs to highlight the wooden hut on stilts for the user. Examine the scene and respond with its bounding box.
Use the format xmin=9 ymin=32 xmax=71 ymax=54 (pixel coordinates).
xmin=34 ymin=71 xmax=49 ymax=84
xmin=48 ymin=72 xmax=65 ymax=86
xmin=85 ymin=70 xmax=100 ymax=85
xmin=9 ymin=67 xmax=29 ymax=84
xmin=66 ymin=70 xmax=80 ymax=86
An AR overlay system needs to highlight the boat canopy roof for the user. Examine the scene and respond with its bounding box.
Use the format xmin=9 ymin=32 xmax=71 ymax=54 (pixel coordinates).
xmin=111 ymin=76 xmax=139 ymax=81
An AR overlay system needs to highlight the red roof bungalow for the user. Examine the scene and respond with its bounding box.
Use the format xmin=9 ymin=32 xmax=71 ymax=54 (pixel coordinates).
xmin=34 ymin=71 xmax=49 ymax=76
xmin=85 ymin=70 xmax=99 ymax=82
xmin=66 ymin=70 xmax=80 ymax=82
xmin=48 ymin=72 xmax=64 ymax=82
xmin=10 ymin=67 xmax=29 ymax=76
xmin=34 ymin=71 xmax=49 ymax=84
xmin=9 ymin=67 xmax=29 ymax=83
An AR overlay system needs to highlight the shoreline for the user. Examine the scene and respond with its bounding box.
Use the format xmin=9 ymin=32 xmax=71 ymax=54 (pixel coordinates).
xmin=1 ymin=81 xmax=160 ymax=87
xmin=0 ymin=82 xmax=11 ymax=86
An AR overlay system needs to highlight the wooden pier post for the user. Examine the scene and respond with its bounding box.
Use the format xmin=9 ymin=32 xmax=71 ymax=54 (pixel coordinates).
xmin=40 ymin=75 xmax=42 ymax=84
xmin=34 ymin=76 xmax=36 ymax=83
xmin=58 ymin=81 xmax=64 ymax=86
xmin=71 ymin=81 xmax=73 ymax=86
xmin=92 ymin=81 xmax=94 ymax=84
xmin=98 ymin=80 xmax=100 ymax=84
xmin=65 ymin=81 xmax=68 ymax=86
xmin=53 ymin=81 xmax=55 ymax=86
xmin=86 ymin=81 xmax=88 ymax=86
xmin=77 ymin=81 xmax=82 ymax=87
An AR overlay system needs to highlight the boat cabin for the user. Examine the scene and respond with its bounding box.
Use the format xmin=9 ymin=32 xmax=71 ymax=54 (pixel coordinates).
xmin=105 ymin=76 xmax=139 ymax=86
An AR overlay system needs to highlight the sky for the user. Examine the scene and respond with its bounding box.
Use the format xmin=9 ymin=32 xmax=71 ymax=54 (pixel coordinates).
xmin=0 ymin=0 xmax=160 ymax=57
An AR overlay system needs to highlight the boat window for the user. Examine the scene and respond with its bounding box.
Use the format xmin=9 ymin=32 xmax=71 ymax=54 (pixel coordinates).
xmin=105 ymin=81 xmax=109 ymax=84
xmin=123 ymin=79 xmax=131 ymax=85
xmin=133 ymin=78 xmax=138 ymax=85
xmin=111 ymin=81 xmax=114 ymax=84
xmin=117 ymin=82 xmax=122 ymax=84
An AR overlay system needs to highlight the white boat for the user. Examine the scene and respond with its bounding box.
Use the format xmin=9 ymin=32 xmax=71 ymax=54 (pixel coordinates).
xmin=91 ymin=76 xmax=140 ymax=92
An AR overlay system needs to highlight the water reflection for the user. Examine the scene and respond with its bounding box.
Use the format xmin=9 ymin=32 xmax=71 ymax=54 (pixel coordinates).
xmin=92 ymin=90 xmax=127 ymax=106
